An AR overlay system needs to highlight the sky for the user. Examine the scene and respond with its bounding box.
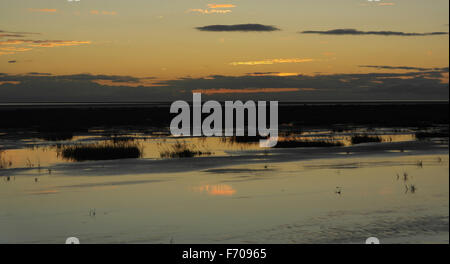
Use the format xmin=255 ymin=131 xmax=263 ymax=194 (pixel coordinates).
xmin=0 ymin=0 xmax=448 ymax=102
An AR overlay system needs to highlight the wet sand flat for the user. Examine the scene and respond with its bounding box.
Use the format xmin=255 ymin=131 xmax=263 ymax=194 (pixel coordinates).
xmin=0 ymin=122 xmax=448 ymax=244
xmin=0 ymin=147 xmax=448 ymax=244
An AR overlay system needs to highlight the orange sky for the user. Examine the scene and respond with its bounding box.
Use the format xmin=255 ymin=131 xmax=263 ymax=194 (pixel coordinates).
xmin=0 ymin=0 xmax=448 ymax=101
xmin=1 ymin=0 xmax=448 ymax=78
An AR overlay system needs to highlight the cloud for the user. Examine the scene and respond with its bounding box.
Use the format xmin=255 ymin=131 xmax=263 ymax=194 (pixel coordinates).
xmin=0 ymin=30 xmax=39 ymax=34
xmin=28 ymin=40 xmax=91 ymax=47
xmin=0 ymin=81 xmax=20 ymax=85
xmin=192 ymin=88 xmax=301 ymax=95
xmin=0 ymin=38 xmax=91 ymax=55
xmin=154 ymin=69 xmax=449 ymax=101
xmin=0 ymin=28 xmax=89 ymax=56
xmin=188 ymin=3 xmax=236 ymax=14
xmin=0 ymin=34 xmax=27 ymax=38
xmin=230 ymin=58 xmax=314 ymax=66
xmin=361 ymin=1 xmax=396 ymax=6
xmin=0 ymin=69 xmax=448 ymax=102
xmin=301 ymin=29 xmax=449 ymax=36
xmin=0 ymin=40 xmax=28 ymax=45
xmin=0 ymin=30 xmax=40 ymax=39
xmin=0 ymin=73 xmax=168 ymax=102
xmin=188 ymin=9 xmax=232 ymax=14
xmin=360 ymin=65 xmax=449 ymax=72
xmin=28 ymin=8 xmax=57 ymax=13
xmin=196 ymin=24 xmax=280 ymax=32
xmin=247 ymin=72 xmax=301 ymax=77
xmin=27 ymin=72 xmax=52 ymax=76
xmin=0 ymin=46 xmax=32 ymax=52
xmin=247 ymin=72 xmax=281 ymax=75
xmin=56 ymin=74 xmax=143 ymax=83
xmin=207 ymin=4 xmax=236 ymax=9
xmin=0 ymin=51 xmax=14 ymax=56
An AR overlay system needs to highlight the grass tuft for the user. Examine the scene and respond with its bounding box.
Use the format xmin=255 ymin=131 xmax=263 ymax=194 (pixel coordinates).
xmin=350 ymin=135 xmax=382 ymax=145
xmin=58 ymin=141 xmax=143 ymax=161
xmin=160 ymin=142 xmax=212 ymax=158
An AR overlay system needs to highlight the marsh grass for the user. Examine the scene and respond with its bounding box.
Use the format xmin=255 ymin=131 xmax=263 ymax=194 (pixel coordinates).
xmin=58 ymin=141 xmax=143 ymax=161
xmin=350 ymin=135 xmax=382 ymax=145
xmin=160 ymin=142 xmax=212 ymax=158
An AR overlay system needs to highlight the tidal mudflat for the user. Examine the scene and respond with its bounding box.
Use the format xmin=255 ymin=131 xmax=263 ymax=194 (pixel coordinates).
xmin=0 ymin=124 xmax=448 ymax=244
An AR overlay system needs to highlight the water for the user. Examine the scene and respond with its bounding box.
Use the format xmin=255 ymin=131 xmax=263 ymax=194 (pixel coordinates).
xmin=0 ymin=126 xmax=448 ymax=244
xmin=0 ymin=127 xmax=427 ymax=169
xmin=0 ymin=154 xmax=447 ymax=244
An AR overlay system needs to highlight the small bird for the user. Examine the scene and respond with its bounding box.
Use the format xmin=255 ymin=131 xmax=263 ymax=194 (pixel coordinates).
xmin=403 ymin=172 xmax=408 ymax=182
xmin=335 ymin=187 xmax=343 ymax=195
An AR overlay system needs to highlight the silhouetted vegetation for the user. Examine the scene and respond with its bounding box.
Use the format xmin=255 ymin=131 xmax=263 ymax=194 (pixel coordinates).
xmin=275 ymin=139 xmax=343 ymax=148
xmin=225 ymin=135 xmax=267 ymax=144
xmin=0 ymin=102 xmax=447 ymax=131
xmin=351 ymin=135 xmax=382 ymax=145
xmin=110 ymin=136 xmax=136 ymax=143
xmin=36 ymin=132 xmax=74 ymax=141
xmin=160 ymin=142 xmax=212 ymax=158
xmin=58 ymin=142 xmax=143 ymax=161
xmin=415 ymin=131 xmax=449 ymax=140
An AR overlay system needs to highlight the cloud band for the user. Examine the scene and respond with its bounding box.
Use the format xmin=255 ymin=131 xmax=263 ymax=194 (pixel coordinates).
xmin=301 ymin=28 xmax=448 ymax=36
xmin=196 ymin=24 xmax=280 ymax=32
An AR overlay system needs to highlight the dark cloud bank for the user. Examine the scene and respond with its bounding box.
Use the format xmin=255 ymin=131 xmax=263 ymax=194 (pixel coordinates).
xmin=0 ymin=29 xmax=40 ymax=37
xmin=0 ymin=68 xmax=448 ymax=102
xmin=301 ymin=29 xmax=449 ymax=36
xmin=360 ymin=65 xmax=449 ymax=71
xmin=196 ymin=24 xmax=280 ymax=32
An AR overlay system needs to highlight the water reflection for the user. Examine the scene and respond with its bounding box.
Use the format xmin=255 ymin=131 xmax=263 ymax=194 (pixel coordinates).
xmin=193 ymin=184 xmax=237 ymax=196
xmin=0 ymin=126 xmax=446 ymax=169
xmin=0 ymin=150 xmax=13 ymax=169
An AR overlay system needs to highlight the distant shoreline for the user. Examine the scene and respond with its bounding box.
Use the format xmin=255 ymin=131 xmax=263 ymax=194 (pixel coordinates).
xmin=1 ymin=102 xmax=448 ymax=130
xmin=0 ymin=100 xmax=448 ymax=109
